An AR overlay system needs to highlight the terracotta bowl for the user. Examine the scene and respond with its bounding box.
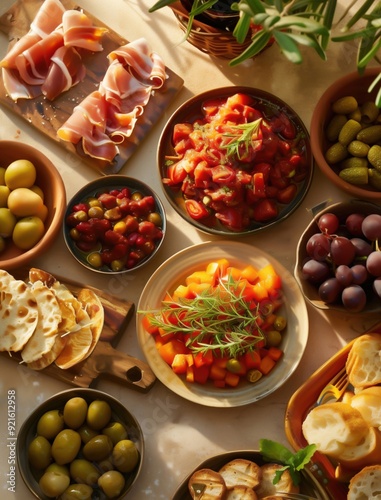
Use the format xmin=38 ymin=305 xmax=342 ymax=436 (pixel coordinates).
xmin=17 ymin=387 xmax=144 ymax=500
xmin=310 ymin=67 xmax=381 ymax=200
xmin=63 ymin=175 xmax=166 ymax=274
xmin=0 ymin=141 xmax=66 ymax=270
xmin=295 ymin=199 xmax=381 ymax=313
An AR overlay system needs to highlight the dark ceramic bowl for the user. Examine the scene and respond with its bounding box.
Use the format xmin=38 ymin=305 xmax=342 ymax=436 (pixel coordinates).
xmin=17 ymin=388 xmax=144 ymax=500
xmin=310 ymin=67 xmax=381 ymax=200
xmin=0 ymin=140 xmax=66 ymax=270
xmin=157 ymin=86 xmax=313 ymax=236
xmin=172 ymin=450 xmax=329 ymax=499
xmin=63 ymin=175 xmax=166 ymax=274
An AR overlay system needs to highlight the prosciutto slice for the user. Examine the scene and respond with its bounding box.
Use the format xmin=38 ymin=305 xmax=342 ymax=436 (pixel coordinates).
xmin=41 ymin=46 xmax=86 ymax=100
xmin=57 ymin=91 xmax=119 ymax=162
xmin=0 ymin=0 xmax=65 ymax=68
xmin=108 ymin=38 xmax=167 ymax=89
xmin=62 ymin=10 xmax=108 ymax=52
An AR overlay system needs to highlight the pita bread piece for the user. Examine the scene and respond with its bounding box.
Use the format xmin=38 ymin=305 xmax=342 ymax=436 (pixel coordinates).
xmin=0 ymin=277 xmax=38 ymax=352
xmin=77 ymin=288 xmax=104 ymax=357
xmin=21 ymin=281 xmax=62 ymax=364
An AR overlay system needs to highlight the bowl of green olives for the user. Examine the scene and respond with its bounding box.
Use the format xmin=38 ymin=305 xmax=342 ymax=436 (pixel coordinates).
xmin=310 ymin=67 xmax=381 ymax=201
xmin=0 ymin=140 xmax=66 ymax=271
xmin=17 ymin=388 xmax=144 ymax=499
xmin=63 ymin=175 xmax=166 ymax=274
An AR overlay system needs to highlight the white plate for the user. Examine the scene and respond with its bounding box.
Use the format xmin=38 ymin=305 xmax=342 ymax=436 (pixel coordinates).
xmin=136 ymin=241 xmax=309 ymax=407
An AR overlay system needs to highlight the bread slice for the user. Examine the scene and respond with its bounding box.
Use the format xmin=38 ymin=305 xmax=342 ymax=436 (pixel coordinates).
xmin=350 ymin=386 xmax=381 ymax=430
xmin=219 ymin=459 xmax=262 ymax=490
xmin=338 ymin=426 xmax=381 ymax=471
xmin=188 ymin=468 xmax=226 ymax=499
xmin=226 ymin=485 xmax=258 ymax=499
xmin=348 ymin=465 xmax=381 ymax=500
xmin=302 ymin=402 xmax=370 ymax=458
xmin=346 ymin=333 xmax=381 ymax=389
xmin=255 ymin=463 xmax=299 ymax=498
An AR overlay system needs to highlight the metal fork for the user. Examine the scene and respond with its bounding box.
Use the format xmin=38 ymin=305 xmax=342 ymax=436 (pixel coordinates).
xmin=316 ymin=367 xmax=349 ymax=406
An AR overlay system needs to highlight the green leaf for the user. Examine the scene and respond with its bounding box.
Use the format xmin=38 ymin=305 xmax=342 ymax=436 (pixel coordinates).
xmin=148 ymin=0 xmax=177 ymax=12
xmin=242 ymin=0 xmax=267 ymax=14
xmin=358 ymin=36 xmax=381 ymax=68
xmin=260 ymin=439 xmax=294 ymax=464
xmin=343 ymin=0 xmax=378 ymax=30
xmin=233 ymin=12 xmax=252 ymax=43
xmin=229 ymin=30 xmax=273 ymax=65
xmin=271 ymin=15 xmax=329 ymax=35
xmin=282 ymin=32 xmax=327 ymax=60
xmin=273 ymin=30 xmax=303 ymax=64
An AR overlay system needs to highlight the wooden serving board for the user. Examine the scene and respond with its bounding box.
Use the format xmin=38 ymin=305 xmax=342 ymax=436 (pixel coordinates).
xmin=7 ymin=270 xmax=156 ymax=392
xmin=0 ymin=0 xmax=184 ymax=174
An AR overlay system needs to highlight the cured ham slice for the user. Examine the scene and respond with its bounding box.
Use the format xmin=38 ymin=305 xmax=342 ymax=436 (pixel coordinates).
xmin=15 ymin=29 xmax=64 ymax=85
xmin=1 ymin=67 xmax=41 ymax=100
xmin=0 ymin=0 xmax=65 ymax=68
xmin=107 ymin=38 xmax=167 ymax=89
xmin=62 ymin=10 xmax=108 ymax=52
xmin=57 ymin=91 xmax=119 ymax=162
xmin=30 ymin=0 xmax=66 ymax=38
xmin=42 ymin=46 xmax=86 ymax=100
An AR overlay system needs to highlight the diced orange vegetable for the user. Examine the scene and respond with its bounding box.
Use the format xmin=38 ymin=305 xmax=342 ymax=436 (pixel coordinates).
xmin=209 ymin=364 xmax=227 ymax=381
xmin=268 ymin=346 xmax=283 ymax=361
xmin=206 ymin=258 xmax=229 ymax=278
xmin=186 ymin=271 xmax=214 ymax=285
xmin=240 ymin=264 xmax=259 ymax=284
xmin=172 ymin=354 xmax=191 ymax=374
xmin=158 ymin=327 xmax=175 ymax=341
xmin=258 ymin=264 xmax=282 ymax=290
xmin=172 ymin=284 xmax=192 ymax=300
xmin=252 ymin=281 xmax=269 ymax=301
xmin=141 ymin=314 xmax=158 ymax=335
xmin=225 ymin=371 xmax=240 ymax=387
xmin=213 ymin=356 xmax=229 ymax=369
xmin=187 ymin=282 xmax=212 ymax=296
xmin=259 ymin=355 xmax=276 ymax=375
xmin=186 ymin=365 xmax=194 ymax=383
xmin=225 ymin=266 xmax=242 ymax=282
xmin=158 ymin=339 xmax=188 ymax=366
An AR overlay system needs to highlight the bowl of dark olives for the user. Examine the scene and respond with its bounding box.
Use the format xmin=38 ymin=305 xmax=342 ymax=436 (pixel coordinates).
xmin=17 ymin=388 xmax=144 ymax=499
xmin=295 ymin=199 xmax=381 ymax=313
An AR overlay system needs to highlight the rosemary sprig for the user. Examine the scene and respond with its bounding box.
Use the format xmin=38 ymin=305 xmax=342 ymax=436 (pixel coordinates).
xmin=144 ymin=274 xmax=266 ymax=358
xmin=221 ymin=118 xmax=263 ymax=159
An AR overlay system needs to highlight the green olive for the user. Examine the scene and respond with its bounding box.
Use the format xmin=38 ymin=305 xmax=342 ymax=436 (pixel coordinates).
xmin=111 ymin=259 xmax=125 ymax=272
xmin=273 ymin=316 xmax=287 ymax=331
xmin=98 ymin=470 xmax=126 ymax=499
xmin=63 ymin=397 xmax=88 ymax=429
xmin=77 ymin=424 xmax=98 ymax=444
xmin=147 ymin=212 xmax=162 ymax=226
xmin=69 ymin=459 xmax=100 ymax=486
xmin=266 ymin=330 xmax=282 ymax=347
xmin=37 ymin=409 xmax=64 ymax=440
xmin=102 ymin=421 xmax=128 ymax=445
xmin=226 ymin=359 xmax=242 ymax=374
xmin=69 ymin=228 xmax=80 ymax=241
xmin=112 ymin=439 xmax=139 ymax=473
xmin=60 ymin=483 xmax=93 ymax=500
xmin=86 ymin=400 xmax=112 ymax=431
xmin=82 ymin=434 xmax=113 ymax=462
xmin=51 ymin=429 xmax=81 ymax=465
xmin=39 ymin=470 xmax=70 ymax=498
xmin=28 ymin=436 xmax=52 ymax=470
xmin=98 ymin=458 xmax=114 ymax=473
xmin=45 ymin=463 xmax=70 ymax=477
xmin=87 ymin=252 xmax=102 ymax=268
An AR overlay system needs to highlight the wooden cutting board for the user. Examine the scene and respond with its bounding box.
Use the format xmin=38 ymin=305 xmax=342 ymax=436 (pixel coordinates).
xmin=7 ymin=270 xmax=156 ymax=392
xmin=0 ymin=0 xmax=184 ymax=174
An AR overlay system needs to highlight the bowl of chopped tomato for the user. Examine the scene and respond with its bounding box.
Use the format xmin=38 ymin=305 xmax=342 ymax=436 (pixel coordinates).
xmin=63 ymin=175 xmax=166 ymax=273
xmin=157 ymin=87 xmax=313 ymax=235
xmin=136 ymin=241 xmax=309 ymax=407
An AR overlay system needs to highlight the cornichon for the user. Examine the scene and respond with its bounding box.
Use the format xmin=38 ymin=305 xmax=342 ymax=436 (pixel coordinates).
xmin=368 ymin=145 xmax=381 ymax=171
xmin=340 ymin=157 xmax=369 ymax=170
xmin=326 ymin=114 xmax=347 ymax=142
xmin=332 ymin=96 xmax=358 ymax=115
xmin=338 ymin=119 xmax=362 ymax=146
xmin=357 ymin=125 xmax=381 ymax=144
xmin=369 ymin=168 xmax=381 ymax=190
xmin=325 ymin=142 xmax=348 ymax=164
xmin=360 ymin=101 xmax=380 ymax=124
xmin=347 ymin=140 xmax=370 ymax=158
xmin=339 ymin=166 xmax=368 ymax=185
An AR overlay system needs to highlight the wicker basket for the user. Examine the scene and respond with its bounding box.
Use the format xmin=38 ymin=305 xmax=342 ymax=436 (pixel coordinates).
xmin=169 ymin=1 xmax=253 ymax=59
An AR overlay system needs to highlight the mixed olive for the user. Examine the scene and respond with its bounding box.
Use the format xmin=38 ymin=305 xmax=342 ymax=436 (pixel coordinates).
xmin=66 ymin=186 xmax=164 ymax=272
xmin=27 ymin=397 xmax=140 ymax=499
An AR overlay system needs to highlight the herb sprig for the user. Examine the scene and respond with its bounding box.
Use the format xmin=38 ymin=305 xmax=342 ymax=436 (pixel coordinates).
xmin=221 ymin=118 xmax=262 ymax=159
xmin=144 ymin=274 xmax=266 ymax=358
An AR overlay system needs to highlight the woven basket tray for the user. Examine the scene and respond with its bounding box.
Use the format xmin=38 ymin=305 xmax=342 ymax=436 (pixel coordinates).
xmin=169 ymin=1 xmax=253 ymax=59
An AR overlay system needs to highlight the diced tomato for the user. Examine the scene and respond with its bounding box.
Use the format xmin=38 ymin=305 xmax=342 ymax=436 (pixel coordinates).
xmin=194 ymin=161 xmax=213 ymax=188
xmin=174 ymin=138 xmax=193 ymax=155
xmin=193 ymin=364 xmax=210 ymax=384
xmin=259 ymin=355 xmax=276 ymax=375
xmin=209 ymin=364 xmax=227 ymax=381
xmin=224 ymin=371 xmax=240 ymax=387
xmin=252 ymin=199 xmax=278 ymax=222
xmin=164 ymin=161 xmax=187 ymax=185
xmin=173 ymin=122 xmax=193 ymax=143
xmin=211 ymin=165 xmax=236 ymax=184
xmin=277 ymin=184 xmax=297 ymax=205
xmin=185 ymin=199 xmax=210 ymax=220
xmin=215 ymin=207 xmax=248 ymax=231
xmin=194 ymin=350 xmax=214 ymax=368
xmin=268 ymin=346 xmax=283 ymax=361
xmin=141 ymin=314 xmax=158 ymax=335
xmin=252 ymin=172 xmax=266 ymax=198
